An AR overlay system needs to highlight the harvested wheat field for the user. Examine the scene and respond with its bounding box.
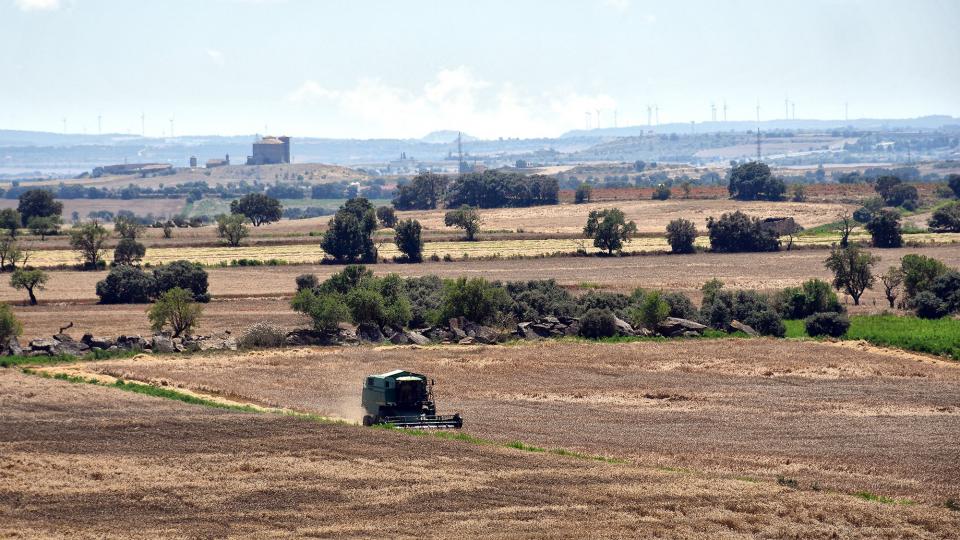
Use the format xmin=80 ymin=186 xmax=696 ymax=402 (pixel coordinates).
xmin=6 ymin=245 xmax=957 ymax=305
xmin=2 ymin=368 xmax=958 ymax=538
xmin=400 ymin=199 xmax=857 ymax=235
xmin=91 ymin=339 xmax=960 ymax=506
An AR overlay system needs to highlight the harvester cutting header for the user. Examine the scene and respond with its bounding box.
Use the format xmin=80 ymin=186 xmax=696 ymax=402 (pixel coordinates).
xmin=361 ymin=370 xmax=463 ymax=429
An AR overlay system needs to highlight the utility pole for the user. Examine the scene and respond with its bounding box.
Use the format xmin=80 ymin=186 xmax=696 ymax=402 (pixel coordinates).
xmin=457 ymin=131 xmax=465 ymax=173
xmin=756 ymin=99 xmax=762 ymax=161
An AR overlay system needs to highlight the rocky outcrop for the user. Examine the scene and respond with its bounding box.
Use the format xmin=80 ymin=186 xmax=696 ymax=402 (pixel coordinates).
xmin=518 ymin=316 xmax=581 ymax=339
xmin=728 ymin=320 xmax=759 ymax=337
xmin=656 ymin=317 xmax=707 ymax=338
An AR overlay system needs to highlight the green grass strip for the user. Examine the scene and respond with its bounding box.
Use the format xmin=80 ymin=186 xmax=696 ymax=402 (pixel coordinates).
xmin=0 ymin=348 xmax=140 ymax=369
xmin=785 ymin=315 xmax=960 ymax=360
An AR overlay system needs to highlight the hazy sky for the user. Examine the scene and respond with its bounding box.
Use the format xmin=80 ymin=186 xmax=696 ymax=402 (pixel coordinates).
xmin=1 ymin=0 xmax=958 ymax=139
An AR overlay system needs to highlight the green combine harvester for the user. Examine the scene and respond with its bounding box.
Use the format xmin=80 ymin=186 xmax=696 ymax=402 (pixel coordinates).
xmin=361 ymin=369 xmax=463 ymax=429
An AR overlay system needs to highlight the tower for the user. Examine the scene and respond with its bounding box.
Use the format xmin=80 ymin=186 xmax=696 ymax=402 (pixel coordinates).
xmin=711 ymin=102 xmax=716 ymax=122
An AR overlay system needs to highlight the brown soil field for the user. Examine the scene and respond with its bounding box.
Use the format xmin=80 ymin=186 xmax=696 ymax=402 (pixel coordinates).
xmin=5 ymin=370 xmax=957 ymax=538
xmin=399 ymin=199 xmax=857 ymax=235
xmin=90 ymin=339 xmax=960 ymax=506
xmin=5 ymin=245 xmax=957 ymax=305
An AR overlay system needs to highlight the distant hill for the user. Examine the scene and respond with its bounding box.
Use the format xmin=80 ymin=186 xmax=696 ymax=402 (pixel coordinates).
xmin=560 ymin=115 xmax=960 ymax=138
xmin=419 ymin=130 xmax=477 ymax=144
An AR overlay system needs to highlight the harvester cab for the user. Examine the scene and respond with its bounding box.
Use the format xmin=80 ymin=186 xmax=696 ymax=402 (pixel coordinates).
xmin=361 ymin=369 xmax=463 ymax=429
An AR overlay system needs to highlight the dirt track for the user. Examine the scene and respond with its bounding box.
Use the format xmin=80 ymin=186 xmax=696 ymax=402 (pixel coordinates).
xmin=2 ymin=368 xmax=958 ymax=538
xmin=91 ymin=339 xmax=960 ymax=505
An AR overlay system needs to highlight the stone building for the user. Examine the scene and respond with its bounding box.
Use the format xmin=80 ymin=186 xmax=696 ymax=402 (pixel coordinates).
xmin=246 ymin=136 xmax=291 ymax=165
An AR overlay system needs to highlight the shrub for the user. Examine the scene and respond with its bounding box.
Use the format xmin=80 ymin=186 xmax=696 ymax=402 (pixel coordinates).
xmin=295 ymin=274 xmax=318 ymax=292
xmin=584 ymin=208 xmax=637 ymax=254
xmin=345 ymin=288 xmax=387 ymax=327
xmin=0 ymin=208 xmax=20 ymax=237
xmin=238 ymin=322 xmax=286 ymax=349
xmin=852 ymin=206 xmax=874 ymax=223
xmin=728 ymin=162 xmax=785 ymax=201
xmin=153 ymin=260 xmax=210 ymax=302
xmin=651 ymin=184 xmax=671 ymax=200
xmin=574 ymin=183 xmax=592 ymax=204
xmin=506 ymin=279 xmax=578 ymax=321
xmin=148 ymin=287 xmax=202 ymax=337
xmin=394 ymin=219 xmax=424 ymax=263
xmin=804 ymin=312 xmax=850 ymax=337
xmin=865 ymin=209 xmax=902 ymax=248
xmin=928 ymin=201 xmax=960 ymax=232
xmin=10 ymin=268 xmax=48 ymax=306
xmin=578 ymin=290 xmax=631 ymax=317
xmin=949 ymin=174 xmax=960 ymax=198
xmin=406 ymin=275 xmax=444 ymax=327
xmin=230 ymin=193 xmax=282 ymax=226
xmin=216 ymin=213 xmax=249 ymax=247
xmin=706 ymin=211 xmax=780 ymax=252
xmin=702 ymin=289 xmax=784 ymax=336
xmin=113 ymin=238 xmax=146 ymax=266
xmin=440 ymin=277 xmax=510 ymax=325
xmin=746 ymin=309 xmax=786 ymax=338
xmin=17 ymin=189 xmax=62 ymax=226
xmin=914 ymin=291 xmax=949 ymax=319
xmin=777 ymin=279 xmax=843 ymax=319
xmin=824 ymin=246 xmax=879 ymax=306
xmin=27 ymin=215 xmax=60 ymax=240
xmin=291 ymin=289 xmax=350 ymax=333
xmin=376 ymin=206 xmax=397 ymax=228
xmin=901 ymin=254 xmax=949 ymax=299
xmin=96 ymin=266 xmax=156 ymax=304
xmin=0 ymin=303 xmax=23 ymax=344
xmin=579 ymin=308 xmax=617 ymax=339
xmin=634 ymin=291 xmax=670 ymax=329
xmin=444 ymin=205 xmax=482 ymax=241
xmin=665 ymin=218 xmax=697 ymax=254
xmin=321 ymin=208 xmax=377 ymax=263
xmin=69 ymin=222 xmax=110 ymax=270
xmin=662 ymin=291 xmax=697 ymax=320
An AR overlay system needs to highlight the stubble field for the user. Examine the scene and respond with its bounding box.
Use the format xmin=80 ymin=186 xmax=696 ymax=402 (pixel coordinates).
xmin=4 ymin=368 xmax=957 ymax=538
xmin=88 ymin=339 xmax=960 ymax=506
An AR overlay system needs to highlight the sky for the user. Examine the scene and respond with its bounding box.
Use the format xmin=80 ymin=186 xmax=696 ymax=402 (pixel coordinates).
xmin=1 ymin=0 xmax=958 ymax=139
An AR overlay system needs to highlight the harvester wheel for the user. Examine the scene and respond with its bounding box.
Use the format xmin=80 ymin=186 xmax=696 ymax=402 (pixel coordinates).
xmin=362 ymin=415 xmax=374 ymax=427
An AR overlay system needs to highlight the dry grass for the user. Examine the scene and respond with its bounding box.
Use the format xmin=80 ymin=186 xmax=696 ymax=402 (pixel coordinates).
xmin=399 ymin=199 xmax=857 ymax=235
xmin=3 ymin=368 xmax=958 ymax=538
xmin=90 ymin=339 xmax=960 ymax=506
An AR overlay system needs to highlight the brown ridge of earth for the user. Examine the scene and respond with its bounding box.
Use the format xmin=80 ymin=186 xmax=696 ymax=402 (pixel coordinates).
xmin=2 ymin=368 xmax=959 ymax=538
xmin=90 ymin=339 xmax=960 ymax=506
